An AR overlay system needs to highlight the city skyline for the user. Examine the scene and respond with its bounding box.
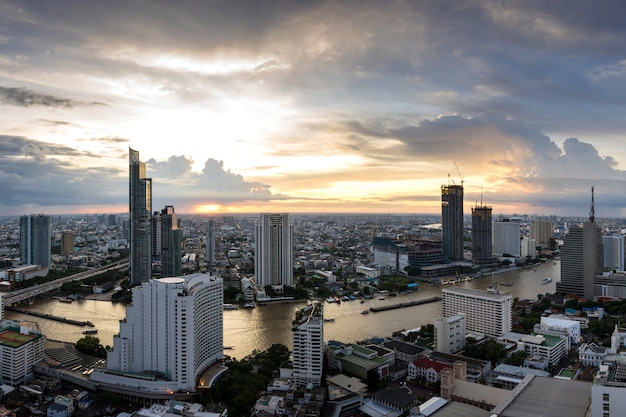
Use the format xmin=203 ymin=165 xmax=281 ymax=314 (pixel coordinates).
xmin=2 ymin=1 xmax=626 ymax=217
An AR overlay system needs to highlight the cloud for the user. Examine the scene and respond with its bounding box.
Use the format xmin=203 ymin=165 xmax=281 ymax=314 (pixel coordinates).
xmin=0 ymin=86 xmax=106 ymax=108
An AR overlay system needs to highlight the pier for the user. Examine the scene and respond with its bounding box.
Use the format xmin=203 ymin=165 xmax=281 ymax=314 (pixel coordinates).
xmin=369 ymin=296 xmax=442 ymax=313
xmin=5 ymin=306 xmax=94 ymax=327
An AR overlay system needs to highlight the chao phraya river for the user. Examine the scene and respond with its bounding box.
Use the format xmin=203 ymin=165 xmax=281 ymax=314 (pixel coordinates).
xmin=4 ymin=261 xmax=559 ymax=360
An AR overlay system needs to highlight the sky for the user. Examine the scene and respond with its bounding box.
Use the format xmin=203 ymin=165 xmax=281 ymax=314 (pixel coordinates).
xmin=1 ymin=0 xmax=626 ymax=217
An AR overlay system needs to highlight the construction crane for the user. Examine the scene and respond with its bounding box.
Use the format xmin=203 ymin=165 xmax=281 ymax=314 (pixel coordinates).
xmin=454 ymin=161 xmax=464 ymax=186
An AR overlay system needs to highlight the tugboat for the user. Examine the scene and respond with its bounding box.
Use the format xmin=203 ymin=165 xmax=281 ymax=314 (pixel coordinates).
xmin=82 ymin=329 xmax=98 ymax=334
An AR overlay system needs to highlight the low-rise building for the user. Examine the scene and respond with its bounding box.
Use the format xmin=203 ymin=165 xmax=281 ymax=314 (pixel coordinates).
xmin=408 ymin=357 xmax=451 ymax=383
xmin=499 ymin=332 xmax=567 ymax=367
xmin=490 ymin=364 xmax=550 ymax=390
xmin=579 ymin=343 xmax=608 ymax=368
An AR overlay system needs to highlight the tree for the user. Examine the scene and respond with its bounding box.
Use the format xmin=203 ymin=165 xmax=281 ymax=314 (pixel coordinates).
xmin=76 ymin=336 xmax=107 ymax=359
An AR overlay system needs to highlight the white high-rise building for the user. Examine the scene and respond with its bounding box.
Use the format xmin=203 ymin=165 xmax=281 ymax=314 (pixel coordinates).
xmin=521 ymin=236 xmax=537 ymax=259
xmin=493 ymin=220 xmax=521 ymax=258
xmin=255 ymin=213 xmax=294 ymax=289
xmin=442 ymin=287 xmax=512 ymax=337
xmin=434 ymin=314 xmax=466 ymax=354
xmin=292 ymin=303 xmax=324 ymax=387
xmin=603 ymin=235 xmax=624 ymax=271
xmin=92 ymin=273 xmax=223 ymax=395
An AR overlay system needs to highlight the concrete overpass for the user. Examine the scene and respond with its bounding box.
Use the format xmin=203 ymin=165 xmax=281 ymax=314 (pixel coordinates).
xmin=1 ymin=259 xmax=129 ymax=306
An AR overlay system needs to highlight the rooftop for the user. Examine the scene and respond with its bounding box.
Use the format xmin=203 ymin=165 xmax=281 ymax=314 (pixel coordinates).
xmin=442 ymin=286 xmax=512 ymax=300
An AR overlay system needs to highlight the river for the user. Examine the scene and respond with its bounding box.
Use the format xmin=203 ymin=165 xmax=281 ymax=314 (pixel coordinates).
xmin=3 ymin=261 xmax=560 ymax=360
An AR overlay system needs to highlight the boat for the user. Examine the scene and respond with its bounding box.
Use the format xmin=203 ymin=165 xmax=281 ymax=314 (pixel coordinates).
xmin=360 ymin=300 xmax=365 ymax=303
xmin=323 ymin=318 xmax=335 ymax=322
xmin=361 ymin=310 xmax=369 ymax=315
xmin=82 ymin=329 xmax=98 ymax=334
xmin=243 ymin=302 xmax=256 ymax=308
xmin=223 ymin=304 xmax=239 ymax=310
xmin=541 ymin=277 xmax=553 ymax=285
xmin=58 ymin=297 xmax=73 ymax=303
xmin=378 ymin=297 xmax=385 ymax=300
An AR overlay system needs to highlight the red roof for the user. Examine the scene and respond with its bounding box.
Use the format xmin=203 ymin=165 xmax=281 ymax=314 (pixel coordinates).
xmin=413 ymin=357 xmax=452 ymax=373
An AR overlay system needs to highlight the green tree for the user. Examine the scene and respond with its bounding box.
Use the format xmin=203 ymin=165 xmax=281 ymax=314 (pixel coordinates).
xmin=76 ymin=336 xmax=107 ymax=359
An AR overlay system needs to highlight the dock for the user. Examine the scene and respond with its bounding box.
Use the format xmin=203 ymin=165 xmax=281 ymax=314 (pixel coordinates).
xmin=369 ymin=296 xmax=442 ymax=313
xmin=5 ymin=306 xmax=94 ymax=327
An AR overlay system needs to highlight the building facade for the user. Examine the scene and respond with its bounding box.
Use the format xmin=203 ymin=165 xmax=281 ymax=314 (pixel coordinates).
xmin=0 ymin=321 xmax=45 ymax=386
xmin=603 ymin=235 xmax=624 ymax=272
xmin=442 ymin=287 xmax=512 ymax=337
xmin=159 ymin=205 xmax=181 ymax=278
xmin=557 ymin=221 xmax=603 ymax=300
xmin=61 ymin=230 xmax=74 ymax=258
xmin=129 ymin=148 xmax=153 ymax=286
xmin=492 ymin=220 xmax=521 ymax=258
xmin=292 ymin=303 xmax=324 ymax=387
xmin=441 ymin=185 xmax=464 ymax=261
xmin=255 ymin=213 xmax=294 ymax=288
xmin=434 ymin=314 xmax=466 ymax=354
xmin=530 ymin=220 xmax=553 ymax=249
xmin=19 ymin=214 xmax=51 ymax=267
xmin=471 ymin=204 xmax=492 ymax=264
xmin=93 ymin=273 xmax=223 ymax=394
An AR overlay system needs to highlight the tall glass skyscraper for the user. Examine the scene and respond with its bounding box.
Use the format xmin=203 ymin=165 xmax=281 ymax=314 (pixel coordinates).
xmin=441 ymin=184 xmax=464 ymax=261
xmin=19 ymin=214 xmax=51 ymax=267
xmin=255 ymin=213 xmax=293 ymax=288
xmin=129 ymin=148 xmax=152 ymax=286
xmin=160 ymin=205 xmax=181 ymax=278
xmin=206 ymin=219 xmax=216 ymax=272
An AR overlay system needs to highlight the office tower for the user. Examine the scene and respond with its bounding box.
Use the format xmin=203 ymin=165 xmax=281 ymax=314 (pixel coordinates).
xmin=492 ymin=220 xmax=521 ymax=257
xmin=129 ymin=148 xmax=152 ymax=286
xmin=557 ymin=188 xmax=603 ymax=300
xmin=292 ymin=303 xmax=324 ymax=387
xmin=442 ymin=287 xmax=512 ymax=337
xmin=0 ymin=321 xmax=45 ymax=386
xmin=61 ymin=230 xmax=74 ymax=258
xmin=531 ymin=220 xmax=553 ymax=249
xmin=603 ymin=235 xmax=624 ymax=271
xmin=471 ymin=204 xmax=492 ymax=264
xmin=206 ymin=219 xmax=216 ymax=272
xmin=160 ymin=205 xmax=181 ymax=278
xmin=93 ymin=273 xmax=223 ymax=395
xmin=434 ymin=314 xmax=466 ymax=354
xmin=255 ymin=213 xmax=294 ymax=288
xmin=19 ymin=214 xmax=51 ymax=267
xmin=441 ymin=184 xmax=464 ymax=261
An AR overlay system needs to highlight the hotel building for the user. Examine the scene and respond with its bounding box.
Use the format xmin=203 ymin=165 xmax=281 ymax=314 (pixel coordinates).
xmin=91 ymin=273 xmax=223 ymax=396
xmin=442 ymin=287 xmax=512 ymax=337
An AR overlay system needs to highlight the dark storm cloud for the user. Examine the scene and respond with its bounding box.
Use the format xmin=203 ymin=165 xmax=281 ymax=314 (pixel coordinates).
xmin=0 ymin=86 xmax=105 ymax=108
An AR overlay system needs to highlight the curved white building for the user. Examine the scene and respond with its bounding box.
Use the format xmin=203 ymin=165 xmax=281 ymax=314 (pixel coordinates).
xmin=93 ymin=273 xmax=223 ymax=395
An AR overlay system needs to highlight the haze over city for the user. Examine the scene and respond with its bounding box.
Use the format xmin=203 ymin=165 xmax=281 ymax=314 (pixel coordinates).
xmin=1 ymin=1 xmax=626 ymax=216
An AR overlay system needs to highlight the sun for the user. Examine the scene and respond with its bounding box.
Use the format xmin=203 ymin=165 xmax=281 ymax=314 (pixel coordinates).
xmin=195 ymin=204 xmax=224 ymax=214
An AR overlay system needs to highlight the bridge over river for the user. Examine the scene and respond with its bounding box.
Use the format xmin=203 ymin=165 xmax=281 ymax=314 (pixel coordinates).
xmin=1 ymin=259 xmax=129 ymax=306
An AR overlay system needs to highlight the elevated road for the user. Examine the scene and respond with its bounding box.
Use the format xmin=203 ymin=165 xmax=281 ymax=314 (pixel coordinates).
xmin=1 ymin=259 xmax=129 ymax=306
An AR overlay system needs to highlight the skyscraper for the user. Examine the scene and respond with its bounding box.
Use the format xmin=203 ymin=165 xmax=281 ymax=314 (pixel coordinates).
xmin=441 ymin=184 xmax=464 ymax=261
xmin=292 ymin=302 xmax=324 ymax=387
xmin=531 ymin=220 xmax=553 ymax=249
xmin=206 ymin=219 xmax=216 ymax=272
xmin=603 ymin=235 xmax=624 ymax=271
xmin=129 ymin=148 xmax=152 ymax=286
xmin=492 ymin=220 xmax=521 ymax=258
xmin=61 ymin=230 xmax=74 ymax=258
xmin=19 ymin=214 xmax=51 ymax=267
xmin=92 ymin=273 xmax=223 ymax=395
xmin=471 ymin=204 xmax=492 ymax=264
xmin=556 ymin=187 xmax=604 ymax=299
xmin=160 ymin=205 xmax=181 ymax=278
xmin=255 ymin=213 xmax=294 ymax=289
